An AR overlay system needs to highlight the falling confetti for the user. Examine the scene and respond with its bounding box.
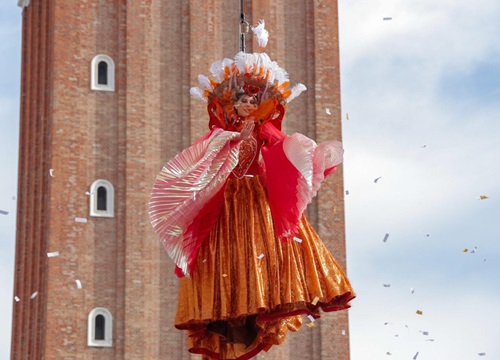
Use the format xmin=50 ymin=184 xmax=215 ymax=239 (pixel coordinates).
xmin=257 ymin=253 xmax=265 ymax=259
xmin=222 ymin=274 xmax=228 ymax=277
xmin=463 ymin=248 xmax=469 ymax=253
xmin=306 ymin=322 xmax=315 ymax=328
xmin=479 ymin=196 xmax=489 ymax=200
xmin=421 ymin=145 xmax=427 ymax=148
xmin=346 ymin=113 xmax=349 ymax=120
xmin=333 ymin=207 xmax=337 ymax=214
xmin=341 ymin=330 xmax=346 ymax=335
xmin=383 ymin=17 xmax=393 ymax=20
xmin=386 ymin=352 xmax=392 ymax=356
xmin=383 ymin=233 xmax=389 ymax=243
xmin=419 ymin=331 xmax=429 ymax=335
xmin=0 ymin=210 xmax=8 ymax=215
xmin=478 ymin=353 xmax=486 ymax=356
xmin=345 ymin=190 xmax=349 ymax=195
xmin=307 ymin=315 xmax=315 ymax=323
xmin=75 ymin=217 xmax=87 ymax=223
xmin=311 ymin=296 xmax=320 ymax=305
xmin=470 ymin=247 xmax=478 ymax=254
xmin=416 ymin=310 xmax=423 ymax=315
xmin=374 ymin=177 xmax=382 ymax=183
xmin=326 ymin=108 xmax=331 ymax=115
xmin=410 ymin=288 xmax=415 ymax=294
xmin=30 ymin=291 xmax=38 ymax=299
xmin=293 ymin=237 xmax=303 ymax=243
xmin=383 ymin=284 xmax=391 ymax=288
xmin=49 ymin=169 xmax=55 ymax=177
xmin=425 ymin=234 xmax=430 ymax=237
xmin=14 ymin=296 xmax=20 ymax=302
xmin=47 ymin=251 xmax=60 ymax=258
xmin=75 ymin=279 xmax=82 ymax=289
xmin=426 ymin=339 xmax=435 ymax=342
xmin=413 ymin=352 xmax=420 ymax=360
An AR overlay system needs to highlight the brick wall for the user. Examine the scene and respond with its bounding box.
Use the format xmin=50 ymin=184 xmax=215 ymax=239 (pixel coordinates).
xmin=11 ymin=1 xmax=350 ymax=359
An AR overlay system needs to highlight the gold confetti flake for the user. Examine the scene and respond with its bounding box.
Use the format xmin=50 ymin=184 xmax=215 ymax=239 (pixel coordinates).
xmin=306 ymin=322 xmax=315 ymax=328
xmin=479 ymin=195 xmax=489 ymax=200
xmin=346 ymin=113 xmax=349 ymax=120
xmin=416 ymin=310 xmax=423 ymax=315
xmin=463 ymin=248 xmax=469 ymax=253
xmin=222 ymin=274 xmax=228 ymax=277
xmin=311 ymin=296 xmax=320 ymax=305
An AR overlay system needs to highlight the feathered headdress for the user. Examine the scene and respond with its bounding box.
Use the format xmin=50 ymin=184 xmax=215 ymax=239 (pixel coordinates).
xmin=190 ymin=52 xmax=307 ymax=107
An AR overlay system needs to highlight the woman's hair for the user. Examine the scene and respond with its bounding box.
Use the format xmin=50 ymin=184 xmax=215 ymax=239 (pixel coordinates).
xmin=232 ymin=88 xmax=258 ymax=105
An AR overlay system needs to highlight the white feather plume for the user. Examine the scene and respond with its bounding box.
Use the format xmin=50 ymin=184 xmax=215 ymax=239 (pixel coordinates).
xmin=197 ymin=74 xmax=213 ymax=90
xmin=286 ymin=83 xmax=307 ymax=103
xmin=251 ymin=20 xmax=269 ymax=48
xmin=189 ymin=87 xmax=207 ymax=102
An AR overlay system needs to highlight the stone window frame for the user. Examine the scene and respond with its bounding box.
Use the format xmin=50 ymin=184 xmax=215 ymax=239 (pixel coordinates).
xmin=87 ymin=307 xmax=113 ymax=347
xmin=91 ymin=54 xmax=115 ymax=91
xmin=89 ymin=179 xmax=114 ymax=218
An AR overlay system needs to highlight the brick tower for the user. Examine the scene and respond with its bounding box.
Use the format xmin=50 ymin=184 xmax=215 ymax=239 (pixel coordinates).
xmin=11 ymin=1 xmax=349 ymax=359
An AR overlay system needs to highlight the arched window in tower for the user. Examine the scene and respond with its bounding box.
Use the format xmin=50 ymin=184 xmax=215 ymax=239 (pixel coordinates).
xmin=89 ymin=179 xmax=114 ymax=217
xmin=87 ymin=307 xmax=113 ymax=347
xmin=97 ymin=61 xmax=108 ymax=85
xmin=97 ymin=186 xmax=107 ymax=211
xmin=91 ymin=54 xmax=115 ymax=91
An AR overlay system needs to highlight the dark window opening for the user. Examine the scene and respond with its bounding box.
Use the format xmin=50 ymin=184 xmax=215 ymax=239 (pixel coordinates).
xmin=95 ymin=314 xmax=105 ymax=340
xmin=97 ymin=61 xmax=108 ymax=85
xmin=97 ymin=186 xmax=107 ymax=211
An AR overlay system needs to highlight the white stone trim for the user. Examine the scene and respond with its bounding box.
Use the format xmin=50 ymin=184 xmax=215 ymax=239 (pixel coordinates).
xmin=87 ymin=307 xmax=113 ymax=347
xmin=89 ymin=179 xmax=114 ymax=218
xmin=91 ymin=54 xmax=115 ymax=91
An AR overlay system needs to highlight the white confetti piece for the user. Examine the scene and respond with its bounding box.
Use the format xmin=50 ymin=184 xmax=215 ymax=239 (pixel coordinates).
xmin=30 ymin=291 xmax=38 ymax=299
xmin=307 ymin=315 xmax=315 ymax=323
xmin=202 ymin=259 xmax=207 ymax=263
xmin=386 ymin=352 xmax=392 ymax=356
xmin=470 ymin=247 xmax=478 ymax=254
xmin=257 ymin=253 xmax=265 ymax=259
xmin=413 ymin=352 xmax=420 ymax=360
xmin=426 ymin=339 xmax=435 ymax=342
xmin=49 ymin=169 xmax=55 ymax=177
xmin=14 ymin=296 xmax=20 ymax=302
xmin=478 ymin=353 xmax=486 ymax=356
xmin=47 ymin=251 xmax=60 ymax=258
xmin=326 ymin=108 xmax=331 ymax=115
xmin=425 ymin=234 xmax=430 ymax=237
xmin=383 ymin=17 xmax=392 ymax=20
xmin=293 ymin=237 xmax=303 ymax=243
xmin=374 ymin=177 xmax=382 ymax=183
xmin=345 ymin=190 xmax=349 ymax=195
xmin=410 ymin=288 xmax=415 ymax=294
xmin=75 ymin=217 xmax=87 ymax=223
xmin=383 ymin=284 xmax=391 ymax=288
xmin=421 ymin=145 xmax=427 ymax=148
xmin=341 ymin=329 xmax=346 ymax=335
xmin=384 ymin=322 xmax=390 ymax=325
xmin=383 ymin=233 xmax=389 ymax=242
xmin=394 ymin=334 xmax=399 ymax=337
xmin=75 ymin=279 xmax=82 ymax=289
xmin=419 ymin=331 xmax=429 ymax=335
xmin=0 ymin=210 xmax=8 ymax=215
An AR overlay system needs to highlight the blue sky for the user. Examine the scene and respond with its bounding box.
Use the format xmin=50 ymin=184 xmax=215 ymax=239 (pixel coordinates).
xmin=1 ymin=1 xmax=499 ymax=359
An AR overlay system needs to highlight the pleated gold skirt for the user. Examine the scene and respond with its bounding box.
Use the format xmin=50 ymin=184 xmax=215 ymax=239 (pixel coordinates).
xmin=175 ymin=175 xmax=355 ymax=360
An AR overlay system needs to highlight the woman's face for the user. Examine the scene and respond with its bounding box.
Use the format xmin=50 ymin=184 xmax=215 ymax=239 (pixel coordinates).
xmin=235 ymin=95 xmax=258 ymax=117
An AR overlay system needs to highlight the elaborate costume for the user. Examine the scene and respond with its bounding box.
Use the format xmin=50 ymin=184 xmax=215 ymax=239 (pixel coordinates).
xmin=149 ymin=52 xmax=355 ymax=359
